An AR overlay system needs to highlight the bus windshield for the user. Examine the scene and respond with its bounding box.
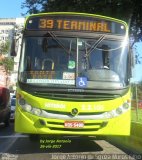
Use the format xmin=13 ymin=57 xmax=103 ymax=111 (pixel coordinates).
xmin=19 ymin=34 xmax=129 ymax=89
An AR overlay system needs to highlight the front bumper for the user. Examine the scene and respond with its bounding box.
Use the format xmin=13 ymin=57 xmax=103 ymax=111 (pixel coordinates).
xmin=15 ymin=106 xmax=131 ymax=136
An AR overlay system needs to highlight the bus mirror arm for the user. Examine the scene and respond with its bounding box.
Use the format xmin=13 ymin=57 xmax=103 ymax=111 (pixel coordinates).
xmin=10 ymin=38 xmax=17 ymax=57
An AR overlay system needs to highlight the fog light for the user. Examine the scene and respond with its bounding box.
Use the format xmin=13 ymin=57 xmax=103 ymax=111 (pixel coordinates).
xmin=100 ymin=121 xmax=108 ymax=127
xmin=39 ymin=119 xmax=46 ymax=126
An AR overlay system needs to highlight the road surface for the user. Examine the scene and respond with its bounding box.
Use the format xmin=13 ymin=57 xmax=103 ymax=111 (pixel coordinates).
xmin=0 ymin=122 xmax=141 ymax=160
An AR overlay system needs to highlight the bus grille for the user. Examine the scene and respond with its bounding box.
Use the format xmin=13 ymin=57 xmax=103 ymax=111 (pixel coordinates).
xmin=33 ymin=91 xmax=118 ymax=101
xmin=46 ymin=121 xmax=108 ymax=132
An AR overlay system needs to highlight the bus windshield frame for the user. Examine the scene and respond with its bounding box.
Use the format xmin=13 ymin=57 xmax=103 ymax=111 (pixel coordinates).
xmin=18 ymin=31 xmax=130 ymax=90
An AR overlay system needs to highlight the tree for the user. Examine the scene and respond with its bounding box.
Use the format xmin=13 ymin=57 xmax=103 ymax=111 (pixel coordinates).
xmin=0 ymin=57 xmax=14 ymax=73
xmin=133 ymin=45 xmax=142 ymax=64
xmin=0 ymin=41 xmax=14 ymax=73
xmin=21 ymin=0 xmax=142 ymax=43
xmin=0 ymin=41 xmax=10 ymax=55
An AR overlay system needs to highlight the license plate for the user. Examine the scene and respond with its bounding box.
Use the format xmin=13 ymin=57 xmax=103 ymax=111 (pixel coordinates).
xmin=64 ymin=121 xmax=84 ymax=128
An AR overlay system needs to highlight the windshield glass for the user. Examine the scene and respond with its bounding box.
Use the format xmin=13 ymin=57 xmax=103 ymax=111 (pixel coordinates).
xmin=19 ymin=36 xmax=76 ymax=86
xmin=19 ymin=35 xmax=129 ymax=89
xmin=77 ymin=38 xmax=129 ymax=89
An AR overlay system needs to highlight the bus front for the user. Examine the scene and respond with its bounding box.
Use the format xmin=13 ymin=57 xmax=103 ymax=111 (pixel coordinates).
xmin=15 ymin=13 xmax=131 ymax=136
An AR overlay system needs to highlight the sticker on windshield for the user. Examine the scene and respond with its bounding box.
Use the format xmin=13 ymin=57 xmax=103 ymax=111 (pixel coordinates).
xmin=76 ymin=77 xmax=87 ymax=88
xmin=63 ymin=72 xmax=75 ymax=80
xmin=68 ymin=60 xmax=75 ymax=69
xmin=27 ymin=79 xmax=75 ymax=85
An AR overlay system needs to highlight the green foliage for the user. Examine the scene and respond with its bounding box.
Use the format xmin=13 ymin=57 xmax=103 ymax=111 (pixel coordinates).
xmin=21 ymin=0 xmax=47 ymax=15
xmin=131 ymin=83 xmax=142 ymax=100
xmin=132 ymin=109 xmax=142 ymax=123
xmin=22 ymin=0 xmax=133 ymax=21
xmin=0 ymin=41 xmax=10 ymax=55
xmin=0 ymin=41 xmax=14 ymax=72
xmin=22 ymin=0 xmax=142 ymax=43
xmin=0 ymin=57 xmax=14 ymax=72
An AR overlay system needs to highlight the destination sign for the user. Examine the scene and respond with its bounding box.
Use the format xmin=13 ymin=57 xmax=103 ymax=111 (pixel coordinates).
xmin=38 ymin=19 xmax=111 ymax=32
xmin=26 ymin=15 xmax=126 ymax=35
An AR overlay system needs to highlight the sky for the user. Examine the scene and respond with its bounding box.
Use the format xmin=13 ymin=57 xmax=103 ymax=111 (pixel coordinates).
xmin=0 ymin=0 xmax=27 ymax=18
xmin=132 ymin=42 xmax=142 ymax=83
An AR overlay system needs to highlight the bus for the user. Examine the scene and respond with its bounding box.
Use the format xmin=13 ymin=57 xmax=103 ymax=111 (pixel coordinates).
xmin=14 ymin=12 xmax=131 ymax=136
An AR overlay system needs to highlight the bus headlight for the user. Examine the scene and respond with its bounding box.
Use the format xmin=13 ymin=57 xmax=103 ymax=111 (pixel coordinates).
xmin=18 ymin=98 xmax=31 ymax=111
xmin=19 ymin=98 xmax=26 ymax=105
xmin=104 ymin=112 xmax=115 ymax=118
xmin=123 ymin=102 xmax=129 ymax=109
xmin=32 ymin=108 xmax=41 ymax=116
xmin=107 ymin=112 xmax=114 ymax=118
xmin=18 ymin=97 xmax=41 ymax=115
xmin=23 ymin=104 xmax=32 ymax=112
xmin=116 ymin=108 xmax=123 ymax=115
xmin=103 ymin=100 xmax=130 ymax=119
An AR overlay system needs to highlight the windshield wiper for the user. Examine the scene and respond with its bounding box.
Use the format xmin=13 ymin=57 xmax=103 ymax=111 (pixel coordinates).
xmin=82 ymin=35 xmax=106 ymax=70
xmin=47 ymin=31 xmax=72 ymax=55
xmin=86 ymin=35 xmax=105 ymax=56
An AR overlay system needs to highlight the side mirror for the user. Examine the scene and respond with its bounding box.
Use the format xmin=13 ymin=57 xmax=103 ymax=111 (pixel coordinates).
xmin=10 ymin=38 xmax=16 ymax=57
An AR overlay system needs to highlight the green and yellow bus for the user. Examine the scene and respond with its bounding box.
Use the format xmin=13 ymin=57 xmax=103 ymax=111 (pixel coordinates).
xmin=14 ymin=12 xmax=131 ymax=136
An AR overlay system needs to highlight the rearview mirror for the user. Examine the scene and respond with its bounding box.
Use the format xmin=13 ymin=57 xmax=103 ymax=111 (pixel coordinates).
xmin=10 ymin=38 xmax=16 ymax=57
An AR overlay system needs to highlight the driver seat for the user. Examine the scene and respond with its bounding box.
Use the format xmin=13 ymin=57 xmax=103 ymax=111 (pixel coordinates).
xmin=42 ymin=58 xmax=54 ymax=70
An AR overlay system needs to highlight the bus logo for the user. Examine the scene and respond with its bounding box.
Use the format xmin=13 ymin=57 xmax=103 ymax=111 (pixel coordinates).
xmin=71 ymin=108 xmax=79 ymax=116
